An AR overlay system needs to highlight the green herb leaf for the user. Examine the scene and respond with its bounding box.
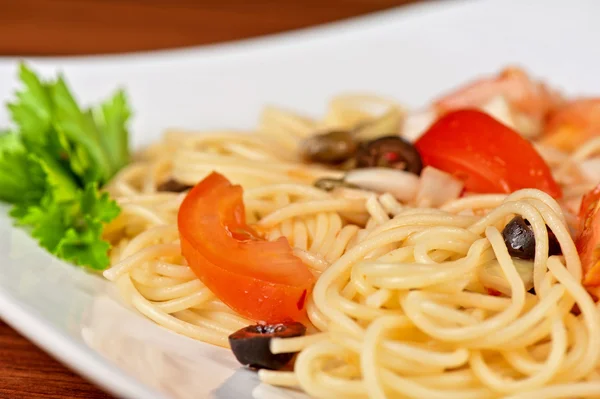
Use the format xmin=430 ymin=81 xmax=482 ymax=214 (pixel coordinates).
xmin=93 ymin=89 xmax=131 ymax=174
xmin=58 ymin=184 xmax=120 ymax=269
xmin=13 ymin=183 xmax=120 ymax=270
xmin=57 ymin=184 xmax=120 ymax=269
xmin=0 ymin=63 xmax=131 ymax=270
xmin=0 ymin=151 xmax=47 ymax=205
xmin=6 ymin=64 xmax=53 ymax=146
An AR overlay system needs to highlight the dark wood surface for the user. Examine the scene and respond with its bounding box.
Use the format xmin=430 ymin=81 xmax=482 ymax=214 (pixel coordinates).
xmin=1 ymin=0 xmax=421 ymax=56
xmin=0 ymin=0 xmax=421 ymax=398
xmin=0 ymin=320 xmax=113 ymax=399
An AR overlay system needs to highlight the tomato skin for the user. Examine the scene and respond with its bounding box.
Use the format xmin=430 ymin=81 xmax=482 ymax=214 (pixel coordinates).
xmin=576 ymin=184 xmax=600 ymax=287
xmin=178 ymin=172 xmax=314 ymax=323
xmin=415 ymin=109 xmax=562 ymax=198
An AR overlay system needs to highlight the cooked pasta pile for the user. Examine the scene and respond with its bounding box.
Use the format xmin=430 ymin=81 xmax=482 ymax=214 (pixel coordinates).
xmin=103 ymin=91 xmax=600 ymax=398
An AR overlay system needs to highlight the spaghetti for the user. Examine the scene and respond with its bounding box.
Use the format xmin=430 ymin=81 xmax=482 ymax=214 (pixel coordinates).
xmin=103 ymin=87 xmax=600 ymax=398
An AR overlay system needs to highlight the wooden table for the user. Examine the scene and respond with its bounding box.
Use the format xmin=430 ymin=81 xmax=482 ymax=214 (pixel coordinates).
xmin=0 ymin=0 xmax=420 ymax=397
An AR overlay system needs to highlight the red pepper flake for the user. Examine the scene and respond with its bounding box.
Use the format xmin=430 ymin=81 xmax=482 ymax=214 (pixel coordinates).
xmin=296 ymin=289 xmax=307 ymax=310
xmin=383 ymin=152 xmax=399 ymax=162
xmin=487 ymin=288 xmax=502 ymax=297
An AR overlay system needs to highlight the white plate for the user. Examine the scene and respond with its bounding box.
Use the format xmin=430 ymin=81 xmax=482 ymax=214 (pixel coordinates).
xmin=0 ymin=0 xmax=599 ymax=397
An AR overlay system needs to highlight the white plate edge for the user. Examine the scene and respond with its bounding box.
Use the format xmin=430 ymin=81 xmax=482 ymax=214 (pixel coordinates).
xmin=0 ymin=283 xmax=167 ymax=399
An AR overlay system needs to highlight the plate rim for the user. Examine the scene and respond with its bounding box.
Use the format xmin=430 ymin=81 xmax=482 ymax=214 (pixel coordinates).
xmin=0 ymin=282 xmax=165 ymax=399
xmin=0 ymin=0 xmax=532 ymax=398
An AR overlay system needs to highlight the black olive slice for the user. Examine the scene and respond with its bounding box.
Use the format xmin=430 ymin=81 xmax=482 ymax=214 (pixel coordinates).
xmin=547 ymin=229 xmax=562 ymax=257
xmin=502 ymin=216 xmax=562 ymax=260
xmin=157 ymin=179 xmax=193 ymax=193
xmin=355 ymin=136 xmax=423 ymax=175
xmin=299 ymin=131 xmax=357 ymax=164
xmin=228 ymin=322 xmax=306 ymax=370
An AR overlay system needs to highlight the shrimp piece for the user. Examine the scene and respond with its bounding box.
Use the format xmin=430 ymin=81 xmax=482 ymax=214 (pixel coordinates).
xmin=540 ymin=98 xmax=600 ymax=152
xmin=434 ymin=67 xmax=563 ymax=136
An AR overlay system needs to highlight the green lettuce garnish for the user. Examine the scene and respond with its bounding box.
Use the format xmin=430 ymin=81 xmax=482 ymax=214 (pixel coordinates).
xmin=0 ymin=63 xmax=131 ymax=270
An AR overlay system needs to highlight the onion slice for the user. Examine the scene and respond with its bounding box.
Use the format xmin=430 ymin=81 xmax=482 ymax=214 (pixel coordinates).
xmin=480 ymin=96 xmax=516 ymax=129
xmin=416 ymin=166 xmax=464 ymax=208
xmin=345 ymin=168 xmax=419 ymax=202
xmin=481 ymin=96 xmax=540 ymax=138
xmin=401 ymin=109 xmax=437 ymax=142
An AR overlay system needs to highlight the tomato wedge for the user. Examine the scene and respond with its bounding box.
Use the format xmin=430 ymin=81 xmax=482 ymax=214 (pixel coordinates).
xmin=177 ymin=172 xmax=314 ymax=323
xmin=415 ymin=109 xmax=562 ymax=198
xmin=576 ymin=183 xmax=600 ymax=290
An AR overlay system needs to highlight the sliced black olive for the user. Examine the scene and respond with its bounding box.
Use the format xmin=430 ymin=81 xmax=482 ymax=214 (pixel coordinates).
xmin=547 ymin=229 xmax=562 ymax=256
xmin=355 ymin=136 xmax=423 ymax=175
xmin=313 ymin=177 xmax=358 ymax=192
xmin=228 ymin=322 xmax=306 ymax=370
xmin=502 ymin=216 xmax=562 ymax=260
xmin=157 ymin=179 xmax=193 ymax=193
xmin=299 ymin=130 xmax=357 ymax=164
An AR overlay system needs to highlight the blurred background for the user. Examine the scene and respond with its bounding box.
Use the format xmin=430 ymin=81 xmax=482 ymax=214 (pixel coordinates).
xmin=1 ymin=0 xmax=420 ymax=56
xmin=0 ymin=1 xmax=419 ymax=398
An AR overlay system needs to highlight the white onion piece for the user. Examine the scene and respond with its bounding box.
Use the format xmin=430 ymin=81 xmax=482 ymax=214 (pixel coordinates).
xmin=478 ymin=258 xmax=534 ymax=295
xmin=579 ymin=158 xmax=600 ymax=183
xmin=401 ymin=109 xmax=436 ymax=142
xmin=416 ymin=166 xmax=464 ymax=208
xmin=512 ymin=112 xmax=541 ymax=138
xmin=480 ymin=95 xmax=540 ymax=138
xmin=480 ymin=96 xmax=517 ymax=130
xmin=345 ymin=168 xmax=419 ymax=202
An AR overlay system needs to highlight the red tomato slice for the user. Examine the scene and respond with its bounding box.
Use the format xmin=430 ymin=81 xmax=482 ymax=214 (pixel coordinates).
xmin=415 ymin=109 xmax=562 ymax=198
xmin=576 ymin=183 xmax=600 ymax=288
xmin=178 ymin=172 xmax=315 ymax=323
